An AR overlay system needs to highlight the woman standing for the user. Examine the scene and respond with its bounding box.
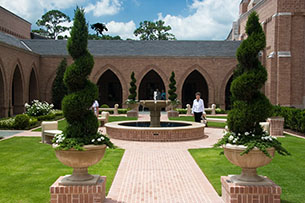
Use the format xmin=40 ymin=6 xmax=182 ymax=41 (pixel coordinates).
xmin=192 ymin=92 xmax=205 ymax=123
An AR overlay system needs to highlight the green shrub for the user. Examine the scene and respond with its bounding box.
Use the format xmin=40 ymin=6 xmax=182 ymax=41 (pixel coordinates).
xmin=53 ymin=110 xmax=63 ymax=117
xmin=36 ymin=112 xmax=56 ymax=121
xmin=168 ymin=72 xmax=177 ymax=102
xmin=127 ymin=72 xmax=137 ymax=102
xmin=52 ymin=58 xmax=68 ymax=109
xmin=101 ymin=104 xmax=109 ymax=108
xmin=216 ymin=108 xmax=226 ymax=114
xmin=14 ymin=114 xmax=30 ymax=130
xmin=176 ymin=108 xmax=186 ymax=114
xmin=118 ymin=109 xmax=128 ymax=114
xmin=0 ymin=118 xmax=15 ymax=129
xmin=29 ymin=117 xmax=38 ymax=127
xmin=25 ymin=100 xmax=54 ymax=117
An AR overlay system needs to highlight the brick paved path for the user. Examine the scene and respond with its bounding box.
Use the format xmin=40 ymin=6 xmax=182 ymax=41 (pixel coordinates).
xmin=106 ymin=113 xmax=224 ymax=203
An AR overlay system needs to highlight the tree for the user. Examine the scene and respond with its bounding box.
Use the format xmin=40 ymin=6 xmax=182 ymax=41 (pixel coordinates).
xmin=52 ymin=58 xmax=68 ymax=109
xmin=134 ymin=20 xmax=176 ymax=40
xmin=62 ymin=7 xmax=99 ymax=145
xmin=127 ymin=72 xmax=137 ymax=102
xmin=34 ymin=10 xmax=71 ymax=39
xmin=88 ymin=34 xmax=121 ymax=40
xmin=168 ymin=72 xmax=177 ymax=102
xmin=91 ymin=23 xmax=108 ymax=36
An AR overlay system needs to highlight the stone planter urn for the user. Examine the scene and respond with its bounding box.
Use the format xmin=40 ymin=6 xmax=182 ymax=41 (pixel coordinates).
xmin=167 ymin=103 xmax=179 ymax=118
xmin=223 ymin=144 xmax=275 ymax=184
xmin=127 ymin=102 xmax=139 ymax=117
xmin=54 ymin=144 xmax=106 ymax=185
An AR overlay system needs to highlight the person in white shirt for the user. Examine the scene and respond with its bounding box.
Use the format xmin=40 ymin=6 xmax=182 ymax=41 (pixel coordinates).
xmin=192 ymin=92 xmax=205 ymax=123
xmin=92 ymin=100 xmax=99 ymax=117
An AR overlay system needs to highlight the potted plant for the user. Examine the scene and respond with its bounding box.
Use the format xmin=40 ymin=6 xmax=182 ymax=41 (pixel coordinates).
xmin=214 ymin=12 xmax=289 ymax=183
xmin=53 ymin=7 xmax=113 ymax=185
xmin=126 ymin=72 xmax=139 ymax=117
xmin=167 ymin=71 xmax=180 ymax=117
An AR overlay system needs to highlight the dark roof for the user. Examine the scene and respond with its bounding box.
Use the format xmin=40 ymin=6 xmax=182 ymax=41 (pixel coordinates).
xmin=22 ymin=40 xmax=241 ymax=57
xmin=0 ymin=32 xmax=29 ymax=50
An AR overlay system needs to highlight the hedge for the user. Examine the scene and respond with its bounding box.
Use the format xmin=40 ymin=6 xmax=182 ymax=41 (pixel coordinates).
xmin=272 ymin=105 xmax=305 ymax=133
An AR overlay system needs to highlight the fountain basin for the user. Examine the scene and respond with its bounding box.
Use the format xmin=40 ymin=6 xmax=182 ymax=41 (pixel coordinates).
xmin=105 ymin=120 xmax=205 ymax=142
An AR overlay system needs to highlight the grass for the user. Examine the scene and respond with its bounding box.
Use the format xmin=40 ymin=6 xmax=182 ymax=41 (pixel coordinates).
xmin=0 ymin=137 xmax=124 ymax=203
xmin=32 ymin=116 xmax=137 ymax=132
xmin=169 ymin=116 xmax=227 ymax=128
xmin=206 ymin=115 xmax=227 ymax=119
xmin=189 ymin=135 xmax=305 ymax=203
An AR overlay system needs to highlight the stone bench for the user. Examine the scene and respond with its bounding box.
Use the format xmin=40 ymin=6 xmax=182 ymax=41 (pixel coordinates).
xmin=98 ymin=104 xmax=119 ymax=115
xmin=41 ymin=121 xmax=62 ymax=144
xmin=98 ymin=111 xmax=110 ymax=127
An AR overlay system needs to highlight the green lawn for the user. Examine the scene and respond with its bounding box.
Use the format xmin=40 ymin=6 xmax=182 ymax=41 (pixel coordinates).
xmin=189 ymin=135 xmax=305 ymax=203
xmin=206 ymin=115 xmax=227 ymax=119
xmin=32 ymin=116 xmax=137 ymax=132
xmin=169 ymin=116 xmax=227 ymax=128
xmin=0 ymin=137 xmax=124 ymax=203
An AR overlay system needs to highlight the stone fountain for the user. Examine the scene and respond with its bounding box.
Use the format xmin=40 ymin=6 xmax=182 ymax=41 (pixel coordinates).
xmin=140 ymin=100 xmax=170 ymax=127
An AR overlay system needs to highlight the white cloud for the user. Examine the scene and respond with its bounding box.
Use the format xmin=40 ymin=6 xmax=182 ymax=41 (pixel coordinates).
xmin=85 ymin=0 xmax=122 ymax=17
xmin=105 ymin=20 xmax=137 ymax=39
xmin=0 ymin=0 xmax=84 ymax=24
xmin=158 ymin=0 xmax=240 ymax=40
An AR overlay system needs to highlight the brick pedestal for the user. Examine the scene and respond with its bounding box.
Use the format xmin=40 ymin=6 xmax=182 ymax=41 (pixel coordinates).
xmin=50 ymin=176 xmax=106 ymax=203
xmin=167 ymin=110 xmax=179 ymax=118
xmin=127 ymin=110 xmax=138 ymax=118
xmin=267 ymin=117 xmax=284 ymax=137
xmin=221 ymin=176 xmax=281 ymax=203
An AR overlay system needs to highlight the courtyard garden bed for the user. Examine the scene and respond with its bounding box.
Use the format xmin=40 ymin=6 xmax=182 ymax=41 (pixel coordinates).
xmin=189 ymin=135 xmax=305 ymax=203
xmin=169 ymin=116 xmax=227 ymax=128
xmin=32 ymin=116 xmax=137 ymax=132
xmin=0 ymin=137 xmax=124 ymax=202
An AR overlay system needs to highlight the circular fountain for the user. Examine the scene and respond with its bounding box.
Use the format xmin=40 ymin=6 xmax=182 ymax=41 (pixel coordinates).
xmin=105 ymin=100 xmax=205 ymax=142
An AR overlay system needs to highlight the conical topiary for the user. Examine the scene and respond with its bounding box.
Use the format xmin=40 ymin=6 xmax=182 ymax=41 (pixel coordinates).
xmin=61 ymin=7 xmax=99 ymax=148
xmin=127 ymin=72 xmax=137 ymax=102
xmin=168 ymin=71 xmax=177 ymax=102
xmin=52 ymin=58 xmax=68 ymax=109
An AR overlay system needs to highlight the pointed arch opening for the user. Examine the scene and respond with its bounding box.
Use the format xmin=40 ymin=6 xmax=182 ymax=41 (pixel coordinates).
xmin=225 ymin=75 xmax=234 ymax=110
xmin=182 ymin=70 xmax=209 ymax=108
xmin=29 ymin=69 xmax=38 ymax=103
xmin=139 ymin=70 xmax=165 ymax=100
xmin=12 ymin=65 xmax=24 ymax=115
xmin=0 ymin=68 xmax=4 ymax=117
xmin=97 ymin=70 xmax=123 ymax=107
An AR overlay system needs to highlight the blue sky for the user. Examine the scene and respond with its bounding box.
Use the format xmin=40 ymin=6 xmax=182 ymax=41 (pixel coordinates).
xmin=0 ymin=0 xmax=240 ymax=40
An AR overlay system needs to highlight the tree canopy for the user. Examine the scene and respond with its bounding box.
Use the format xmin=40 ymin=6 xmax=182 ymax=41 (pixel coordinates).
xmin=134 ymin=20 xmax=176 ymax=40
xmin=91 ymin=23 xmax=108 ymax=36
xmin=34 ymin=10 xmax=71 ymax=39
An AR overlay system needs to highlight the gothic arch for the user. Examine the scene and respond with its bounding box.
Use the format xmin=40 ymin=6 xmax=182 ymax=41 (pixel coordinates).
xmin=97 ymin=69 xmax=123 ymax=107
xmin=0 ymin=59 xmax=6 ymax=117
xmin=181 ymin=70 xmax=209 ymax=108
xmin=177 ymin=65 xmax=215 ymax=107
xmin=11 ymin=61 xmax=25 ymax=115
xmin=29 ymin=68 xmax=39 ymax=103
xmin=219 ymin=67 xmax=235 ymax=110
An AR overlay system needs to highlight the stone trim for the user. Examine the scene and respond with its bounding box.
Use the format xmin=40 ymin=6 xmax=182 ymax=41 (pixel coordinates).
xmin=267 ymin=52 xmax=275 ymax=58
xmin=277 ymin=51 xmax=291 ymax=58
xmin=272 ymin=12 xmax=292 ymax=18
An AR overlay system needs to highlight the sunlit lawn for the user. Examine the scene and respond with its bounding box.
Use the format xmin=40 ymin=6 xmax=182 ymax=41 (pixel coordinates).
xmin=169 ymin=116 xmax=227 ymax=128
xmin=189 ymin=135 xmax=305 ymax=203
xmin=0 ymin=137 xmax=124 ymax=203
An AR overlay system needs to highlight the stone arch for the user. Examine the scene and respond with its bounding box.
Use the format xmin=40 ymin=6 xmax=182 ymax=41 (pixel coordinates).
xmin=0 ymin=60 xmax=6 ymax=117
xmin=219 ymin=67 xmax=235 ymax=110
xmin=11 ymin=62 xmax=25 ymax=115
xmin=97 ymin=69 xmax=123 ymax=107
xmin=92 ymin=64 xmax=128 ymax=104
xmin=178 ymin=65 xmax=215 ymax=107
xmin=181 ymin=70 xmax=209 ymax=108
xmin=138 ymin=69 xmax=166 ymax=101
xmin=29 ymin=67 xmax=39 ymax=103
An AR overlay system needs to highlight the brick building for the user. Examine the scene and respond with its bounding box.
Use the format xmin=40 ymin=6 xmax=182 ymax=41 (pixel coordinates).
xmin=0 ymin=0 xmax=305 ymax=118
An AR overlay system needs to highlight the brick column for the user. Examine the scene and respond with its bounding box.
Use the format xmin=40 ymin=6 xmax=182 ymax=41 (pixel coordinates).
xmin=267 ymin=117 xmax=285 ymax=137
xmin=221 ymin=176 xmax=281 ymax=203
xmin=50 ymin=176 xmax=106 ymax=203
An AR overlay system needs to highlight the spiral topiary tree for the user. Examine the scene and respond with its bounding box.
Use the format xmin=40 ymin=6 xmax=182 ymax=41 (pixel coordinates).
xmin=227 ymin=12 xmax=272 ymax=135
xmin=127 ymin=72 xmax=137 ymax=102
xmin=61 ymin=7 xmax=99 ymax=146
xmin=168 ymin=71 xmax=177 ymax=102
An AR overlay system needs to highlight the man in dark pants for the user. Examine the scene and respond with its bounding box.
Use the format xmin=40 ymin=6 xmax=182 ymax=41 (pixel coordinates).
xmin=191 ymin=92 xmax=205 ymax=123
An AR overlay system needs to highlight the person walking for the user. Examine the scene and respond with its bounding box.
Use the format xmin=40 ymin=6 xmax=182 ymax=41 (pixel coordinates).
xmin=192 ymin=92 xmax=205 ymax=123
